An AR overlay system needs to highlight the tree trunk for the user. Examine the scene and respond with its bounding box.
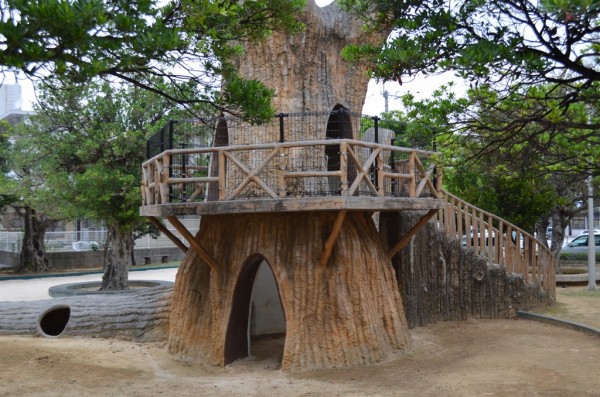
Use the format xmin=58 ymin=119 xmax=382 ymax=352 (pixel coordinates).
xmin=234 ymin=2 xmax=390 ymax=116
xmin=535 ymin=217 xmax=550 ymax=248
xmin=168 ymin=212 xmax=411 ymax=372
xmin=15 ymin=206 xmax=52 ymax=273
xmin=0 ymin=286 xmax=172 ymax=341
xmin=101 ymin=225 xmax=133 ymax=290
xmin=167 ymin=5 xmax=405 ymax=372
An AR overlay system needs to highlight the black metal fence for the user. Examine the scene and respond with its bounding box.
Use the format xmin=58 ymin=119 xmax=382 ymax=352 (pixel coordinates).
xmin=144 ymin=111 xmax=436 ymax=202
xmin=146 ymin=110 xmax=410 ymax=158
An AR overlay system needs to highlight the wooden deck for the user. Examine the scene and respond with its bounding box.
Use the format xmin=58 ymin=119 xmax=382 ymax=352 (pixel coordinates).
xmin=140 ymin=196 xmax=445 ymax=216
xmin=140 ymin=139 xmax=444 ymax=216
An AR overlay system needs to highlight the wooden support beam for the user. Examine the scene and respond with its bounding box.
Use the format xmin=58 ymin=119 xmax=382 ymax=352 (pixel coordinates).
xmin=148 ymin=217 xmax=188 ymax=253
xmin=387 ymin=209 xmax=438 ymax=259
xmin=166 ymin=216 xmax=218 ymax=271
xmin=319 ymin=210 xmax=347 ymax=267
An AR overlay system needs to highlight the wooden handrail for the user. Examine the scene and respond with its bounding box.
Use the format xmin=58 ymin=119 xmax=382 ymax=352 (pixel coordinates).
xmin=436 ymin=190 xmax=556 ymax=300
xmin=140 ymin=139 xmax=442 ymax=205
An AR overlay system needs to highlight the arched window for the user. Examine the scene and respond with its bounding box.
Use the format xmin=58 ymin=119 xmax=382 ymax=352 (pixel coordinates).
xmin=207 ymin=115 xmax=228 ymax=201
xmin=325 ymin=105 xmax=355 ymax=194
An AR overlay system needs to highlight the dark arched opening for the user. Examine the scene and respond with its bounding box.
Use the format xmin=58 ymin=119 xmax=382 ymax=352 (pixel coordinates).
xmin=208 ymin=115 xmax=228 ymax=201
xmin=224 ymin=255 xmax=285 ymax=366
xmin=325 ymin=105 xmax=355 ymax=194
xmin=37 ymin=304 xmax=70 ymax=337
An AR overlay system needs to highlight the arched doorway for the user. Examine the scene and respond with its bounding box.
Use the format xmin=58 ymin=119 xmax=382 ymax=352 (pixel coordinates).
xmin=325 ymin=105 xmax=354 ymax=194
xmin=207 ymin=115 xmax=228 ymax=201
xmin=224 ymin=255 xmax=285 ymax=366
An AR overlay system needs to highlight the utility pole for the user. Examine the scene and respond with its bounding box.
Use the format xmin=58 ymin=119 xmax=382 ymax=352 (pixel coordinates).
xmin=587 ymin=175 xmax=597 ymax=291
xmin=382 ymin=82 xmax=389 ymax=113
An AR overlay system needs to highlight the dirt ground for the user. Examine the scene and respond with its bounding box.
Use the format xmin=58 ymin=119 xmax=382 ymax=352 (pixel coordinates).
xmin=1 ymin=288 xmax=599 ymax=397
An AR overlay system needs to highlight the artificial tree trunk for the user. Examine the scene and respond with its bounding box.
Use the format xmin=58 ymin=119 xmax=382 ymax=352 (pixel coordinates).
xmin=167 ymin=2 xmax=406 ymax=372
xmin=234 ymin=1 xmax=391 ymax=116
xmin=0 ymin=286 xmax=172 ymax=341
xmin=15 ymin=206 xmax=52 ymax=273
xmin=169 ymin=212 xmax=411 ymax=372
xmin=101 ymin=225 xmax=133 ymax=290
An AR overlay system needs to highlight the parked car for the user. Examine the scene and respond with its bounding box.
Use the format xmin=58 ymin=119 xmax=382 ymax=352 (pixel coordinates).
xmin=561 ymin=232 xmax=600 ymax=254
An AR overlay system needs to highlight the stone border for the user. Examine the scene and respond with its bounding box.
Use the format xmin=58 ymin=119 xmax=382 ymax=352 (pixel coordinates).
xmin=516 ymin=311 xmax=600 ymax=338
xmin=49 ymin=280 xmax=174 ymax=298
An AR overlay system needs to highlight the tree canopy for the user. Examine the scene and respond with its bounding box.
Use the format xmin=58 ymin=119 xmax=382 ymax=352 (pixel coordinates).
xmin=341 ymin=0 xmax=599 ymax=92
xmin=0 ymin=0 xmax=305 ymax=122
xmin=341 ymin=0 xmax=600 ymax=175
xmin=380 ymin=83 xmax=596 ymax=256
xmin=3 ymin=78 xmax=189 ymax=282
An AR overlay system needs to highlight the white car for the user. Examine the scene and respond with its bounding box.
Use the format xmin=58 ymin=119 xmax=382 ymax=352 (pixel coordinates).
xmin=562 ymin=232 xmax=600 ymax=255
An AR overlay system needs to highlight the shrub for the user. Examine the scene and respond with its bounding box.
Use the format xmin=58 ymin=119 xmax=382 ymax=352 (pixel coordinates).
xmin=559 ymin=252 xmax=600 ymax=262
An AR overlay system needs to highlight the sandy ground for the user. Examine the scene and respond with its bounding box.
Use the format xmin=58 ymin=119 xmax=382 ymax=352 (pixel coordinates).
xmin=0 ymin=272 xmax=599 ymax=396
xmin=1 ymin=319 xmax=599 ymax=397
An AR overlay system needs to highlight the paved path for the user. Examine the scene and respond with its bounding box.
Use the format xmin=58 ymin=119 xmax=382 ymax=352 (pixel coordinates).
xmin=0 ymin=268 xmax=178 ymax=302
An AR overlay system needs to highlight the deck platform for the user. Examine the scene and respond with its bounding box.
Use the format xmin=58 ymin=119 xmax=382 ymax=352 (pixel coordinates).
xmin=140 ymin=195 xmax=445 ymax=217
xmin=140 ymin=138 xmax=444 ymax=217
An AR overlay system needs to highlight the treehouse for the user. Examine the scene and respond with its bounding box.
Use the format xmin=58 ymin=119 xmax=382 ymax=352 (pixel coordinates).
xmin=139 ymin=109 xmax=445 ymax=370
xmin=140 ymin=109 xmax=555 ymax=371
xmin=138 ymin=0 xmax=554 ymax=373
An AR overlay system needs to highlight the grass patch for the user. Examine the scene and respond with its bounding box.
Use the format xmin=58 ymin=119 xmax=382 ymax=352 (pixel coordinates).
xmin=560 ymin=289 xmax=600 ymax=298
xmin=534 ymin=302 xmax=570 ymax=317
xmin=560 ymin=252 xmax=600 ymax=262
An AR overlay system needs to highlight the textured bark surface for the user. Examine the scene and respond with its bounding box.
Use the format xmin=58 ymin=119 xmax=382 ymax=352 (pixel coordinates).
xmin=168 ymin=212 xmax=411 ymax=372
xmin=101 ymin=226 xmax=133 ymax=290
xmin=15 ymin=206 xmax=53 ymax=273
xmin=234 ymin=2 xmax=390 ymax=115
xmin=380 ymin=212 xmax=549 ymax=329
xmin=0 ymin=287 xmax=172 ymax=341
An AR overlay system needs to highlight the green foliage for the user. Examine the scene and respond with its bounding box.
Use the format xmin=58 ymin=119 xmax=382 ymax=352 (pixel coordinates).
xmin=560 ymin=252 xmax=600 ymax=262
xmin=4 ymin=79 xmax=191 ymax=233
xmin=341 ymin=0 xmax=600 ymax=139
xmin=341 ymin=0 xmax=599 ymax=88
xmin=377 ymin=84 xmax=593 ymax=232
xmin=0 ymin=0 xmax=305 ymax=122
xmin=0 ymin=125 xmax=17 ymax=208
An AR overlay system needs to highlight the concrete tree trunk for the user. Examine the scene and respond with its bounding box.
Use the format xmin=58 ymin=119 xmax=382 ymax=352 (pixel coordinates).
xmin=169 ymin=212 xmax=410 ymax=371
xmin=167 ymin=2 xmax=406 ymax=371
xmin=233 ymin=1 xmax=390 ymax=132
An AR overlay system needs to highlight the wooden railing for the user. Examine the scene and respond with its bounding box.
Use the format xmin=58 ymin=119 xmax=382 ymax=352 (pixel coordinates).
xmin=141 ymin=139 xmax=442 ymax=205
xmin=436 ymin=191 xmax=556 ymax=299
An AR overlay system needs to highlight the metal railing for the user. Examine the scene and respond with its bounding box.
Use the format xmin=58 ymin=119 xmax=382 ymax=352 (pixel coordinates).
xmin=436 ymin=191 xmax=556 ymax=299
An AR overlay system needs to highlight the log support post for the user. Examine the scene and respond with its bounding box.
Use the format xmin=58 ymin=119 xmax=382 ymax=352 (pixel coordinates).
xmin=387 ymin=209 xmax=439 ymax=259
xmin=340 ymin=141 xmax=349 ymax=196
xmin=147 ymin=217 xmax=188 ymax=253
xmin=166 ymin=216 xmax=218 ymax=271
xmin=319 ymin=210 xmax=348 ymax=267
xmin=278 ymin=148 xmax=287 ymax=198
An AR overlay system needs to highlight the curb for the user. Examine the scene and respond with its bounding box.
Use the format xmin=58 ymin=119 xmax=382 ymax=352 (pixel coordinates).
xmin=48 ymin=280 xmax=175 ymax=297
xmin=516 ymin=311 xmax=600 ymax=338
